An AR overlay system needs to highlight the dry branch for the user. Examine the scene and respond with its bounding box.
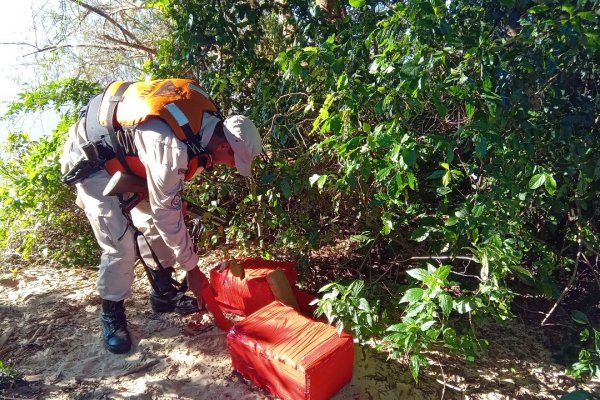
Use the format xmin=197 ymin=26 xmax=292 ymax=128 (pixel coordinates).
xmin=69 ymin=0 xmax=138 ymax=43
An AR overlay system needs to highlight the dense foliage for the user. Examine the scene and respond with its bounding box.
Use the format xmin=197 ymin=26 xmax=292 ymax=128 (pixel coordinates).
xmin=1 ymin=0 xmax=598 ymax=382
xmin=0 ymin=79 xmax=101 ymax=267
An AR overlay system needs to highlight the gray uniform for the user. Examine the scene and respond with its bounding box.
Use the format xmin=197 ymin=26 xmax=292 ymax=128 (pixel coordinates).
xmin=60 ymin=116 xmax=218 ymax=301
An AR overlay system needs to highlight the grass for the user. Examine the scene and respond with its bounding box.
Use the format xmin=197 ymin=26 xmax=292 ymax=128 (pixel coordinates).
xmin=0 ymin=359 xmax=19 ymax=388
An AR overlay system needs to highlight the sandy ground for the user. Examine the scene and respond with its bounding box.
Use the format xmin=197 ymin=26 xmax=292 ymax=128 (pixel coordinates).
xmin=0 ymin=256 xmax=598 ymax=399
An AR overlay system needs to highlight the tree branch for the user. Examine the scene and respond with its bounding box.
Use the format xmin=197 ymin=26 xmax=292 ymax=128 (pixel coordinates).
xmin=541 ymin=237 xmax=582 ymax=326
xmin=102 ymin=34 xmax=156 ymax=55
xmin=542 ymin=194 xmax=585 ymax=326
xmin=69 ymin=0 xmax=141 ymax=44
xmin=22 ymin=43 xmax=146 ymax=57
xmin=582 ymin=238 xmax=600 ymax=257
xmin=0 ymin=41 xmax=41 ymax=50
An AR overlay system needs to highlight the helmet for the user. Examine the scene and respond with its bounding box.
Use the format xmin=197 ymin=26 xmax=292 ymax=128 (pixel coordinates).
xmin=223 ymin=115 xmax=262 ymax=176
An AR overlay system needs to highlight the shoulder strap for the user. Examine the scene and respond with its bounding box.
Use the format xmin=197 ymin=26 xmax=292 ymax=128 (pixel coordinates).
xmin=104 ymin=81 xmax=134 ymax=175
xmin=85 ymin=82 xmax=135 ymax=175
xmin=84 ymin=94 xmax=107 ymax=144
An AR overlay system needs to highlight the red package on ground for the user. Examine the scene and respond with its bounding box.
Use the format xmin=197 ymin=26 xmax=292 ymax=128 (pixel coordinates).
xmin=293 ymin=287 xmax=317 ymax=316
xmin=227 ymin=301 xmax=354 ymax=400
xmin=210 ymin=257 xmax=298 ymax=316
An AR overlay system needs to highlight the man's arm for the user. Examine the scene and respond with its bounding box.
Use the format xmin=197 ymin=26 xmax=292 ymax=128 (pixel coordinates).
xmin=134 ymin=118 xmax=199 ymax=271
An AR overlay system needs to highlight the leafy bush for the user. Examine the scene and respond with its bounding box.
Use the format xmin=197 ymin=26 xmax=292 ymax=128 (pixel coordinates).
xmin=147 ymin=0 xmax=600 ymax=380
xmin=3 ymin=0 xmax=598 ymax=382
xmin=0 ymin=79 xmax=101 ymax=267
xmin=569 ymin=310 xmax=600 ymax=380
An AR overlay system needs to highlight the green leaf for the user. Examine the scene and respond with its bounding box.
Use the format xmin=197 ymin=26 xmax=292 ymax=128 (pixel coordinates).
xmin=406 ymin=268 xmax=428 ymax=282
xmin=576 ymin=11 xmax=597 ymax=22
xmin=349 ymin=0 xmax=366 ymax=7
xmin=319 ymin=282 xmax=338 ymax=293
xmin=435 ymin=265 xmax=451 ymax=281
xmin=509 ymin=264 xmax=534 ymax=279
xmin=433 ymin=98 xmax=448 ymax=117
xmin=559 ymin=4 xmax=575 ymax=15
xmin=336 ymin=319 xmax=344 ymax=335
xmin=529 ymin=174 xmax=546 ymax=190
xmin=280 ymin=180 xmax=291 ymax=199
xmin=571 ymin=310 xmax=590 ymax=325
xmin=400 ymin=287 xmax=424 ymax=303
xmin=358 ymin=298 xmax=370 ymax=312
xmin=438 ymin=293 xmax=453 ymax=317
xmin=454 ymin=298 xmax=474 ymax=314
xmin=420 ymin=320 xmax=436 ymax=331
xmin=382 ymin=213 xmax=394 ymax=235
xmin=544 ymin=173 xmax=557 ymax=195
xmin=323 ymin=302 xmax=333 ymax=323
xmin=445 ymin=217 xmax=459 ymax=226
xmin=529 ymin=5 xmax=549 ymax=13
xmin=442 ymin=170 xmax=451 ymax=186
xmin=376 ymin=167 xmax=393 ymax=182
xmin=465 ymin=101 xmax=475 ymax=119
xmin=410 ymin=227 xmax=430 ymax=242
xmin=409 ymin=354 xmax=422 ymax=383
xmin=480 ymin=252 xmax=489 ymax=281
xmin=405 ymin=172 xmax=416 ymax=190
xmin=472 ymin=204 xmax=484 ymax=218
xmin=309 ymin=174 xmax=328 ymax=190
xmin=350 ymin=280 xmax=365 ymax=296
xmin=475 ymin=136 xmax=487 ymax=159
xmin=427 ymin=169 xmax=446 ymax=179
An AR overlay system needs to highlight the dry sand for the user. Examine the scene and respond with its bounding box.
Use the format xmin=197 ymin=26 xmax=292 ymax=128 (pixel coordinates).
xmin=0 ymin=256 xmax=597 ymax=399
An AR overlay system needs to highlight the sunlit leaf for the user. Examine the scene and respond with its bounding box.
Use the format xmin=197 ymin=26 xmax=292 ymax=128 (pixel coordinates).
xmin=529 ymin=174 xmax=546 ymax=190
xmin=406 ymin=268 xmax=429 ymax=282
xmin=349 ymin=0 xmax=366 ymax=7
xmin=438 ymin=293 xmax=453 ymax=317
xmin=400 ymin=288 xmax=424 ymax=303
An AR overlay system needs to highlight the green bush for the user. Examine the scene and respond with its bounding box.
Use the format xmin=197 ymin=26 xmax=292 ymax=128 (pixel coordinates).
xmin=148 ymin=0 xmax=600 ymax=380
xmin=3 ymin=0 xmax=598 ymax=382
xmin=0 ymin=79 xmax=101 ymax=268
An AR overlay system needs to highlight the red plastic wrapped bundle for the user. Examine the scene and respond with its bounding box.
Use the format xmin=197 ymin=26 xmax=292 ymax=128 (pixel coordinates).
xmin=210 ymin=257 xmax=299 ymax=316
xmin=293 ymin=287 xmax=317 ymax=316
xmin=227 ymin=301 xmax=354 ymax=400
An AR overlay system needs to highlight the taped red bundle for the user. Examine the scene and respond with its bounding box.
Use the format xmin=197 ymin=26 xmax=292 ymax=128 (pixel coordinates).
xmin=293 ymin=287 xmax=317 ymax=316
xmin=227 ymin=301 xmax=354 ymax=400
xmin=210 ymin=257 xmax=298 ymax=316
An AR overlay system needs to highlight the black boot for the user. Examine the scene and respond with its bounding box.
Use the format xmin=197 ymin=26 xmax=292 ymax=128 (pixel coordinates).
xmin=148 ymin=267 xmax=198 ymax=315
xmin=100 ymin=299 xmax=132 ymax=354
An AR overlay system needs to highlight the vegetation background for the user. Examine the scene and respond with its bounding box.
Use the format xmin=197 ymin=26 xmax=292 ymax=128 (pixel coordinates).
xmin=0 ymin=0 xmax=598 ymax=394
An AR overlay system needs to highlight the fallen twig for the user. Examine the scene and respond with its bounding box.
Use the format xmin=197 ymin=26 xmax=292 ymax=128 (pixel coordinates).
xmin=438 ymin=363 xmax=447 ymax=400
xmin=434 ymin=378 xmax=463 ymax=394
xmin=406 ymin=255 xmax=478 ymax=263
xmin=120 ymin=359 xmax=160 ymax=376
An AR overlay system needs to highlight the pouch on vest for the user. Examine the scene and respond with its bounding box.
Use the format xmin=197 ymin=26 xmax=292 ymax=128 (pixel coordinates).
xmin=62 ymin=141 xmax=104 ymax=186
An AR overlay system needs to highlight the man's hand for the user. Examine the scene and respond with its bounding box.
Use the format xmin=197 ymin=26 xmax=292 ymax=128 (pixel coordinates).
xmin=186 ymin=266 xmax=207 ymax=303
xmin=186 ymin=266 xmax=233 ymax=331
